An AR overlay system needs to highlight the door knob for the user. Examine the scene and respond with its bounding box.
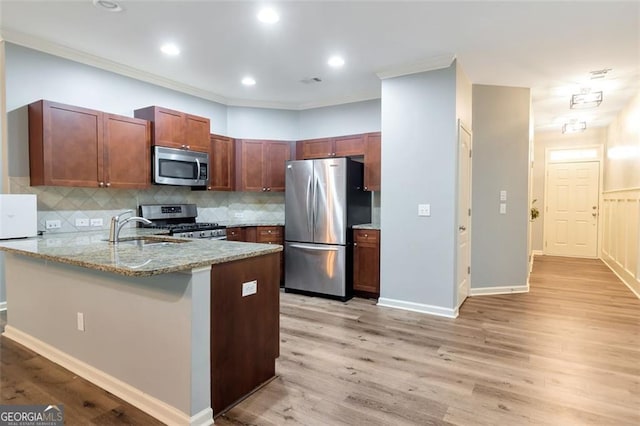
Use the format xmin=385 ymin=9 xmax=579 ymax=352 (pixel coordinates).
xmin=459 ymin=225 xmax=466 ymax=231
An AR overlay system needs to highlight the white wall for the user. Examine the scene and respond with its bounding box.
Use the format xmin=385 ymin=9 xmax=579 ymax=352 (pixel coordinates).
xmin=601 ymin=92 xmax=640 ymax=297
xmin=226 ymin=106 xmax=298 ymax=141
xmin=379 ymin=64 xmax=458 ymax=317
xmin=531 ymin=128 xmax=606 ymax=252
xmin=471 ymin=85 xmax=531 ymax=291
xmin=298 ymin=99 xmax=381 ymax=139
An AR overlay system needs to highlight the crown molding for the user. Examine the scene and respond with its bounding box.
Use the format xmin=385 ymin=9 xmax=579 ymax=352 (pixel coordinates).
xmin=1 ymin=28 xmax=229 ymax=105
xmin=376 ymin=54 xmax=456 ymax=80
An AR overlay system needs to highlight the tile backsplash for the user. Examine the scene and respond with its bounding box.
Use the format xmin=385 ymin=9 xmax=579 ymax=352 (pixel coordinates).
xmin=9 ymin=177 xmax=285 ymax=234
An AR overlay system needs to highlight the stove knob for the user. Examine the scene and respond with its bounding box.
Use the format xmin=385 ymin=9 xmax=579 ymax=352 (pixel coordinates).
xmin=200 ymin=231 xmax=206 ymax=238
xmin=187 ymin=232 xmax=194 ymax=238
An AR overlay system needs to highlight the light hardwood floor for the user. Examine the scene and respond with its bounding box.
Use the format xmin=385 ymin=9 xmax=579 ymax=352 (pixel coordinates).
xmin=2 ymin=255 xmax=639 ymax=425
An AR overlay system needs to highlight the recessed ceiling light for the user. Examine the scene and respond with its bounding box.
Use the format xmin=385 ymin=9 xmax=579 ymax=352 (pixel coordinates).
xmin=92 ymin=0 xmax=123 ymax=12
xmin=160 ymin=43 xmax=180 ymax=56
xmin=242 ymin=77 xmax=256 ymax=86
xmin=328 ymin=56 xmax=345 ymax=68
xmin=257 ymin=7 xmax=279 ymax=24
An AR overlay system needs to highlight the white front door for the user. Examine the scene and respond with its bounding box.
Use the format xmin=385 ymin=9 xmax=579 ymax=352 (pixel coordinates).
xmin=545 ymin=161 xmax=600 ymax=257
xmin=457 ymin=123 xmax=472 ymax=309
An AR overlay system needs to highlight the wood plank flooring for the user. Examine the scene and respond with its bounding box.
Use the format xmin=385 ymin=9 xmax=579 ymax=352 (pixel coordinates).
xmin=1 ymin=255 xmax=639 ymax=425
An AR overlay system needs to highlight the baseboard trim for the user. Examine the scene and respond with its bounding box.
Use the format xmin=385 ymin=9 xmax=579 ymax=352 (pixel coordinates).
xmin=470 ymin=285 xmax=529 ymax=296
xmin=0 ymin=301 xmax=6 ymax=311
xmin=2 ymin=326 xmax=212 ymax=426
xmin=600 ymin=257 xmax=640 ymax=300
xmin=532 ymin=250 xmax=543 ymax=255
xmin=377 ymin=298 xmax=458 ymax=318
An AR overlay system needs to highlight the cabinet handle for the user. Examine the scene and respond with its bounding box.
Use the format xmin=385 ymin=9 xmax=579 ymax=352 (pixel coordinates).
xmin=262 ymin=187 xmax=266 ymax=191
xmin=364 ymin=186 xmax=368 ymax=190
xmin=98 ymin=182 xmax=104 ymax=187
xmin=267 ymin=187 xmax=271 ymax=191
xmin=354 ymin=242 xmax=358 ymax=247
xmin=186 ymin=145 xmax=190 ymax=150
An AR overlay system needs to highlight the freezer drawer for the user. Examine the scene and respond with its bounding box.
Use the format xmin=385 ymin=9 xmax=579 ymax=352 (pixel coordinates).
xmin=285 ymin=242 xmax=347 ymax=297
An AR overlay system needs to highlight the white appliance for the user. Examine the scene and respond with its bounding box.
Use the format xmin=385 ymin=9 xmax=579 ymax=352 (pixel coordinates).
xmin=0 ymin=194 xmax=37 ymax=239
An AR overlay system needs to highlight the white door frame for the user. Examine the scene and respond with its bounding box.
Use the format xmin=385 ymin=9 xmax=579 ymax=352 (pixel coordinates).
xmin=543 ymin=145 xmax=603 ymax=257
xmin=456 ymin=120 xmax=472 ymax=310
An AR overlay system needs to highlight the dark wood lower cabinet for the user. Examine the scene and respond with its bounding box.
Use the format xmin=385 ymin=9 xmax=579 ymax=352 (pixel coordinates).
xmin=210 ymin=253 xmax=280 ymax=416
xmin=353 ymin=229 xmax=381 ymax=297
xmin=231 ymin=226 xmax=284 ymax=283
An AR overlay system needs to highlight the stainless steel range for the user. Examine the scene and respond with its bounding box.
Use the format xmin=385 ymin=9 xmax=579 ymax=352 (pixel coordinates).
xmin=138 ymin=203 xmax=227 ymax=240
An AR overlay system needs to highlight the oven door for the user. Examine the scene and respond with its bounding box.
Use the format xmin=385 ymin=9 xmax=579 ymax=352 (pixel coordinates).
xmin=153 ymin=146 xmax=209 ymax=186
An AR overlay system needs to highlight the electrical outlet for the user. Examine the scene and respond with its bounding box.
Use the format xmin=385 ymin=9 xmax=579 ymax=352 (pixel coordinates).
xmin=500 ymin=203 xmax=507 ymax=214
xmin=242 ymin=280 xmax=257 ymax=297
xmin=90 ymin=218 xmax=103 ymax=227
xmin=75 ymin=218 xmax=89 ymax=227
xmin=418 ymin=204 xmax=431 ymax=217
xmin=77 ymin=312 xmax=85 ymax=331
xmin=45 ymin=220 xmax=61 ymax=229
xmin=500 ymin=190 xmax=507 ymax=201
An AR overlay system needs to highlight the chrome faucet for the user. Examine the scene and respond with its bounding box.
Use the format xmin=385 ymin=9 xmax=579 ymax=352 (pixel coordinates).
xmin=108 ymin=210 xmax=152 ymax=244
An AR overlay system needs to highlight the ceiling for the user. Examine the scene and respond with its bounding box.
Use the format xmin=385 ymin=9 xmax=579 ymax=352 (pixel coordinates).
xmin=1 ymin=1 xmax=638 ymax=132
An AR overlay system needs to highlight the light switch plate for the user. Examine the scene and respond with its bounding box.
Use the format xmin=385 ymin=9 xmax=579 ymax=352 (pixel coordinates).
xmin=418 ymin=204 xmax=431 ymax=217
xmin=500 ymin=203 xmax=507 ymax=214
xmin=242 ymin=280 xmax=258 ymax=297
xmin=500 ymin=190 xmax=507 ymax=201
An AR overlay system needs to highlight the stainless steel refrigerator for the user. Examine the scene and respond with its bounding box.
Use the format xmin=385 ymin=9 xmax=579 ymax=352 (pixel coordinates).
xmin=284 ymin=157 xmax=371 ymax=300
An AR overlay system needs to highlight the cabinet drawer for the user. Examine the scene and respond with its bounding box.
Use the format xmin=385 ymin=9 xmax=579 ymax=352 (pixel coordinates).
xmin=226 ymin=227 xmax=245 ymax=241
xmin=256 ymin=226 xmax=283 ymax=244
xmin=354 ymin=229 xmax=379 ymax=244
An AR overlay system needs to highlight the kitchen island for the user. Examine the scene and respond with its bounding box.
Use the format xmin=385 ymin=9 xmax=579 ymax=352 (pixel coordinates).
xmin=0 ymin=231 xmax=282 ymax=426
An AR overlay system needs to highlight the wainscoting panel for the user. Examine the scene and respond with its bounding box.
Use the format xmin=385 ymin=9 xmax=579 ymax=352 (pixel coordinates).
xmin=601 ymin=189 xmax=640 ymax=298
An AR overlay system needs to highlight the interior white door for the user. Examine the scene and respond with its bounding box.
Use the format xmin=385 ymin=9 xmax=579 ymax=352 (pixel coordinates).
xmin=545 ymin=161 xmax=600 ymax=257
xmin=457 ymin=123 xmax=472 ymax=309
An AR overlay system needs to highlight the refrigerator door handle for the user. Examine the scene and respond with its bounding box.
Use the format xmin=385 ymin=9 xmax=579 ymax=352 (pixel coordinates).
xmin=306 ymin=175 xmax=313 ymax=235
xmin=313 ymin=177 xmax=319 ymax=231
xmin=289 ymin=244 xmax=340 ymax=252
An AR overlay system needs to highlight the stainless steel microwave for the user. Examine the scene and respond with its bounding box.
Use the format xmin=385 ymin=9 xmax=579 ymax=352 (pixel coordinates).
xmin=153 ymin=146 xmax=209 ymax=186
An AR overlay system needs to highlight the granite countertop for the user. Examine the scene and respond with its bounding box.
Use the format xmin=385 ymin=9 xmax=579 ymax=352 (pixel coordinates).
xmin=353 ymin=223 xmax=381 ymax=230
xmin=0 ymin=229 xmax=281 ymax=277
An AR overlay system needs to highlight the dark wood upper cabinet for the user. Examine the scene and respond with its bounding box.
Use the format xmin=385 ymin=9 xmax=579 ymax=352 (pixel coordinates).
xmin=333 ymin=134 xmax=365 ymax=157
xmin=236 ymin=139 xmax=291 ymax=192
xmin=264 ymin=142 xmax=290 ymax=192
xmin=29 ymin=100 xmax=150 ymax=189
xmin=364 ymin=132 xmax=381 ymax=191
xmin=296 ymin=134 xmax=365 ymax=159
xmin=134 ymin=106 xmax=210 ymax=152
xmin=103 ymin=114 xmax=151 ymax=189
xmin=208 ymin=134 xmax=235 ymax=191
xmin=353 ymin=229 xmax=381 ymax=296
xmin=296 ymin=137 xmax=332 ymax=159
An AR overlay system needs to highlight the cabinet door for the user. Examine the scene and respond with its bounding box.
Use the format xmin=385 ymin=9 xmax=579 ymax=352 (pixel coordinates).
xmin=185 ymin=114 xmax=210 ymax=152
xmin=264 ymin=141 xmax=291 ymax=192
xmin=353 ymin=230 xmax=380 ymax=294
xmin=135 ymin=106 xmax=185 ymax=149
xmin=31 ymin=101 xmax=103 ymax=187
xmin=237 ymin=140 xmax=265 ymax=191
xmin=296 ymin=138 xmax=332 ymax=159
xmin=364 ymin=132 xmax=381 ymax=191
xmin=226 ymin=227 xmax=245 ymax=241
xmin=209 ymin=135 xmax=235 ymax=191
xmin=333 ymin=134 xmax=365 ymax=157
xmin=103 ymin=114 xmax=151 ymax=189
